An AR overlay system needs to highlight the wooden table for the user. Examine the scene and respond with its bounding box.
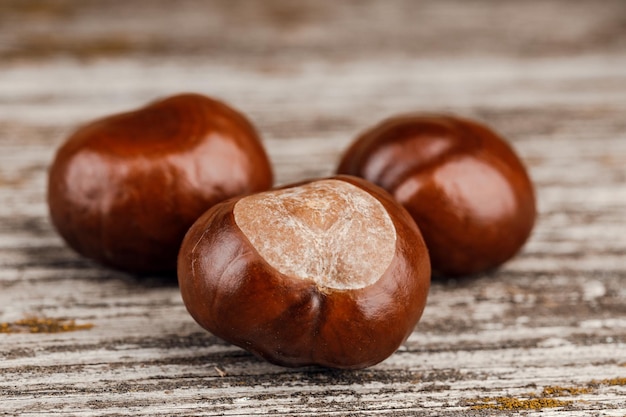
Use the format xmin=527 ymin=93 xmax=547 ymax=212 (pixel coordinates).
xmin=1 ymin=1 xmax=625 ymax=415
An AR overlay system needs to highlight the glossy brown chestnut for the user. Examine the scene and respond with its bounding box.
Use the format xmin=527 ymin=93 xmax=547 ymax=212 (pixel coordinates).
xmin=337 ymin=115 xmax=536 ymax=277
xmin=48 ymin=93 xmax=273 ymax=275
xmin=178 ymin=175 xmax=431 ymax=369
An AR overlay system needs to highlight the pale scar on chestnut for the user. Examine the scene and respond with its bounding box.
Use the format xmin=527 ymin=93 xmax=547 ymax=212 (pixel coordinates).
xmin=233 ymin=179 xmax=397 ymax=290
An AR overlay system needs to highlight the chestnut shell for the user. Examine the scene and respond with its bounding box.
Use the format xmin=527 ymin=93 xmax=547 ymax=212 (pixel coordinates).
xmin=337 ymin=115 xmax=536 ymax=277
xmin=48 ymin=93 xmax=273 ymax=274
xmin=177 ymin=175 xmax=431 ymax=369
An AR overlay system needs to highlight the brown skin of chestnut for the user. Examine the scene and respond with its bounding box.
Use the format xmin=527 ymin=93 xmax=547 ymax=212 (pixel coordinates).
xmin=177 ymin=176 xmax=431 ymax=369
xmin=47 ymin=93 xmax=273 ymax=275
xmin=337 ymin=115 xmax=536 ymax=277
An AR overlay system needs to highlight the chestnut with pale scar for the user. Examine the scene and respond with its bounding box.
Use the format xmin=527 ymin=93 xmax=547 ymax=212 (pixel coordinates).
xmin=178 ymin=175 xmax=431 ymax=369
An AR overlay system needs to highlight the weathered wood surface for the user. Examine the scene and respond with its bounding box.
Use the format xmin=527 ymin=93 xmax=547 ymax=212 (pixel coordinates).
xmin=1 ymin=1 xmax=625 ymax=415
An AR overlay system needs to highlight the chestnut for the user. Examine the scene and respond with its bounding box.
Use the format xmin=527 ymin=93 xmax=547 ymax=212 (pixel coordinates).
xmin=47 ymin=93 xmax=273 ymax=275
xmin=337 ymin=115 xmax=536 ymax=277
xmin=178 ymin=175 xmax=430 ymax=369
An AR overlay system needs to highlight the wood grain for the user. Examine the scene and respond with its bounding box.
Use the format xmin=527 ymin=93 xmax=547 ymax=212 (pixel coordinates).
xmin=1 ymin=1 xmax=625 ymax=415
